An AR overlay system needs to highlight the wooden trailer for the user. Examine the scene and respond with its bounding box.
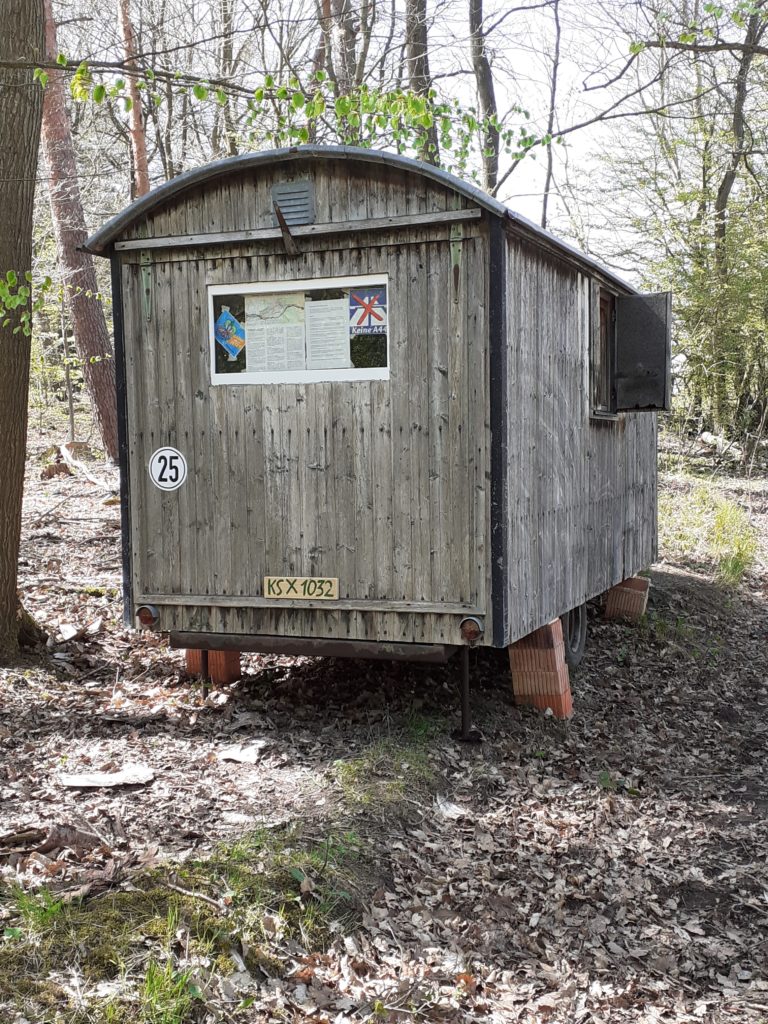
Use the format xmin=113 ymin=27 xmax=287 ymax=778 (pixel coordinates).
xmin=85 ymin=146 xmax=671 ymax=724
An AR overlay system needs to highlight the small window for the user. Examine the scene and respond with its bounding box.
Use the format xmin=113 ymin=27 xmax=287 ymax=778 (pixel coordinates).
xmin=591 ymin=286 xmax=615 ymax=415
xmin=208 ymin=274 xmax=389 ymax=385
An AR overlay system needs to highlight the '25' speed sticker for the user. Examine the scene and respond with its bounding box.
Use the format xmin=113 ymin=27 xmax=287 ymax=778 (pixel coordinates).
xmin=148 ymin=447 xmax=187 ymax=491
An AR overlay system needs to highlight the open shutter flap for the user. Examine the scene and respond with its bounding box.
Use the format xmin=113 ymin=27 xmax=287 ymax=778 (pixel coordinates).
xmin=615 ymin=291 xmax=672 ymax=411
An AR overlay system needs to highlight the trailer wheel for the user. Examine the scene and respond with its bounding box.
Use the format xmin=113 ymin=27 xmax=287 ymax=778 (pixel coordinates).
xmin=560 ymin=603 xmax=587 ymax=668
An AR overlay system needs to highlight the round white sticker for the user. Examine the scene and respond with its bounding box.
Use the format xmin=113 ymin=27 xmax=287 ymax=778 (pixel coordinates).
xmin=148 ymin=447 xmax=187 ymax=491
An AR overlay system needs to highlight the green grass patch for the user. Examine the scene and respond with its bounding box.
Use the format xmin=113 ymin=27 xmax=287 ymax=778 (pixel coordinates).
xmin=659 ymin=481 xmax=758 ymax=586
xmin=333 ymin=713 xmax=443 ymax=807
xmin=0 ymin=824 xmax=365 ymax=1022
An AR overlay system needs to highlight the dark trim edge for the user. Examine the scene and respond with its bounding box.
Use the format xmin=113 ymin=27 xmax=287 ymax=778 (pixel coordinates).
xmin=110 ymin=254 xmax=133 ymax=627
xmin=489 ymin=217 xmax=508 ymax=649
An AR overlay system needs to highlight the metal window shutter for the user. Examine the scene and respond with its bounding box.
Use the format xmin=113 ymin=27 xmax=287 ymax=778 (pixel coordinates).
xmin=615 ymin=291 xmax=672 ymax=411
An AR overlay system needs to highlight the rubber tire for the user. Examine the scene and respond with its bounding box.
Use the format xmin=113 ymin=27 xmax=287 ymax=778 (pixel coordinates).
xmin=560 ymin=603 xmax=587 ymax=668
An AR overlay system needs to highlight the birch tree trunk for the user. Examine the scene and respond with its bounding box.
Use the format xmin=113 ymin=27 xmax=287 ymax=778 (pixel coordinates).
xmin=0 ymin=0 xmax=45 ymax=660
xmin=41 ymin=0 xmax=119 ymax=462
xmin=118 ymin=0 xmax=151 ymax=196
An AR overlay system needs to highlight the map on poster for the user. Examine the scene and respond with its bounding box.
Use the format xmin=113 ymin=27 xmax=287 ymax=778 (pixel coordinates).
xmin=245 ymin=293 xmax=306 ymax=372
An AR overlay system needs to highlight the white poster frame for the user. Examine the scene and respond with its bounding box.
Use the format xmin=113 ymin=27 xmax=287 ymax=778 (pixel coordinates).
xmin=208 ymin=273 xmax=390 ymax=385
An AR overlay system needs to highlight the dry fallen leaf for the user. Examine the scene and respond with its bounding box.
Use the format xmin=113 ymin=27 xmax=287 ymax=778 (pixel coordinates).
xmin=59 ymin=763 xmax=155 ymax=788
xmin=217 ymin=740 xmax=271 ymax=763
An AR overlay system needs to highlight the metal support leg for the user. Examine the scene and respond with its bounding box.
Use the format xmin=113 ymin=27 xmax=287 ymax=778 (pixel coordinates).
xmin=452 ymin=645 xmax=482 ymax=743
xmin=200 ymin=649 xmax=209 ymax=700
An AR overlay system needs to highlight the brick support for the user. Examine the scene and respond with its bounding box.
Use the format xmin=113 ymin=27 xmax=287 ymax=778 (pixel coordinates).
xmin=604 ymin=575 xmax=650 ymax=622
xmin=508 ymin=619 xmax=573 ymax=719
xmin=208 ymin=650 xmax=241 ymax=685
xmin=185 ymin=649 xmax=207 ymax=676
xmin=184 ymin=648 xmax=241 ymax=686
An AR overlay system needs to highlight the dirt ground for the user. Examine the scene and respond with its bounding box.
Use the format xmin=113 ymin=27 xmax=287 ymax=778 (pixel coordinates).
xmin=2 ymin=412 xmax=768 ymax=1023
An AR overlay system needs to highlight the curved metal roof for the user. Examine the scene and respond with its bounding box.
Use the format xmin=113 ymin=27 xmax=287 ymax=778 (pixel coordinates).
xmin=85 ymin=145 xmax=632 ymax=291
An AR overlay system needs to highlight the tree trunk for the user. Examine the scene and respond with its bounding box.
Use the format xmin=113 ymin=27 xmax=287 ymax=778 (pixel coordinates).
xmin=540 ymin=0 xmax=561 ymax=229
xmin=0 ymin=0 xmax=45 ymax=661
xmin=118 ymin=0 xmax=151 ymax=196
xmin=468 ymin=0 xmax=499 ymax=191
xmin=330 ymin=0 xmax=357 ymax=97
xmin=41 ymin=0 xmax=119 ymax=462
xmin=405 ymin=0 xmax=439 ymax=163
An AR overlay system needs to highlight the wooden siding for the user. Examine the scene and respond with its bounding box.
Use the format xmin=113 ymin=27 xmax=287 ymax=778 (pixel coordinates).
xmin=121 ymin=160 xmax=473 ymax=243
xmin=504 ymin=237 xmax=656 ymax=645
xmin=120 ymin=161 xmax=489 ymax=645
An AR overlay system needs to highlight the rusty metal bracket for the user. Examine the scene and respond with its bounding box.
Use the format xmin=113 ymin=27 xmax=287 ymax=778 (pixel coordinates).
xmin=140 ymin=250 xmax=152 ymax=322
xmin=450 ymin=221 xmax=463 ymax=304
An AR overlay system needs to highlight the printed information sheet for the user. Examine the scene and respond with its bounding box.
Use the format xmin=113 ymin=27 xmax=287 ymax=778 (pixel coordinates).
xmin=245 ymin=293 xmax=306 ymax=372
xmin=306 ymin=299 xmax=351 ymax=369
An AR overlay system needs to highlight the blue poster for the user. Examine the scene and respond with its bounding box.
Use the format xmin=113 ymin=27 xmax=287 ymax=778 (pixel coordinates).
xmin=214 ymin=308 xmax=246 ymax=359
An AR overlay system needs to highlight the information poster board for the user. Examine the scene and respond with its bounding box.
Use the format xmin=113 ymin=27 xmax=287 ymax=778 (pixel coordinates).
xmin=209 ymin=275 xmax=388 ymax=384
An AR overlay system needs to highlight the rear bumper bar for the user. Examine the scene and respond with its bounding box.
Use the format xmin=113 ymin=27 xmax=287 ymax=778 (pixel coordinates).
xmin=169 ymin=631 xmax=459 ymax=664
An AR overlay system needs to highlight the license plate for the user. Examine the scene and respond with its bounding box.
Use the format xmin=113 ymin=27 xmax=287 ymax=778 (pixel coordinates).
xmin=264 ymin=576 xmax=339 ymax=600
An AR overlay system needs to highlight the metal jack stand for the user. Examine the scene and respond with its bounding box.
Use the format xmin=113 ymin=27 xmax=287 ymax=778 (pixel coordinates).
xmin=198 ymin=650 xmax=210 ymax=700
xmin=452 ymin=645 xmax=483 ymax=743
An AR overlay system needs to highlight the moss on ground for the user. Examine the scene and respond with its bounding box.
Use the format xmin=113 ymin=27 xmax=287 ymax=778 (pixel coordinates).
xmin=0 ymin=824 xmax=365 ymax=1023
xmin=332 ymin=712 xmax=444 ymax=807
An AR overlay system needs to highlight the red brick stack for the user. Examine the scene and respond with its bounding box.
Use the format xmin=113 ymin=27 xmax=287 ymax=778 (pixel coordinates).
xmin=185 ymin=648 xmax=242 ymax=685
xmin=604 ymin=576 xmax=650 ymax=622
xmin=508 ymin=618 xmax=573 ymax=719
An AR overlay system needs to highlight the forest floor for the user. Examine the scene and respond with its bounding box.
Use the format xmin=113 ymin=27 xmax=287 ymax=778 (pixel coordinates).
xmin=1 ymin=408 xmax=768 ymax=1024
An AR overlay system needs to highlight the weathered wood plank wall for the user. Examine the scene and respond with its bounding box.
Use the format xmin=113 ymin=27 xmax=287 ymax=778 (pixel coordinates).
xmin=121 ymin=160 xmax=490 ymax=645
xmin=504 ymin=236 xmax=656 ymax=645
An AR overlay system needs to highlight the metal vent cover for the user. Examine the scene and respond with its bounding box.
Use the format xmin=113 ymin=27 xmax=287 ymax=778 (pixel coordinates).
xmin=271 ymin=180 xmax=315 ymax=226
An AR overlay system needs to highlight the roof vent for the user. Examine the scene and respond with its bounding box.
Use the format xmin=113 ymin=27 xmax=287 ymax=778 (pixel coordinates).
xmin=271 ymin=180 xmax=315 ymax=226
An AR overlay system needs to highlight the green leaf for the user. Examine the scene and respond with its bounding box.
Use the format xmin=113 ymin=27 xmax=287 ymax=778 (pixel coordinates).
xmin=56 ymin=52 xmax=67 ymax=66
xmin=335 ymin=95 xmax=352 ymax=117
xmin=215 ymin=88 xmax=227 ymax=106
xmin=33 ymin=68 xmax=49 ymax=88
xmin=291 ymin=91 xmax=305 ymax=110
xmin=92 ymin=83 xmax=106 ymax=103
xmin=193 ymin=83 xmax=208 ymax=101
xmin=598 ymin=770 xmax=617 ymax=791
xmin=123 ymin=96 xmax=133 ymax=112
xmin=629 ymin=40 xmax=645 ymax=54
xmin=253 ymin=87 xmax=264 ymax=102
xmin=264 ymin=73 xmax=274 ymax=89
xmin=6 ymin=270 xmax=17 ymax=288
xmin=290 ymin=867 xmax=305 ymax=883
xmin=3 ymin=927 xmax=22 ymax=940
